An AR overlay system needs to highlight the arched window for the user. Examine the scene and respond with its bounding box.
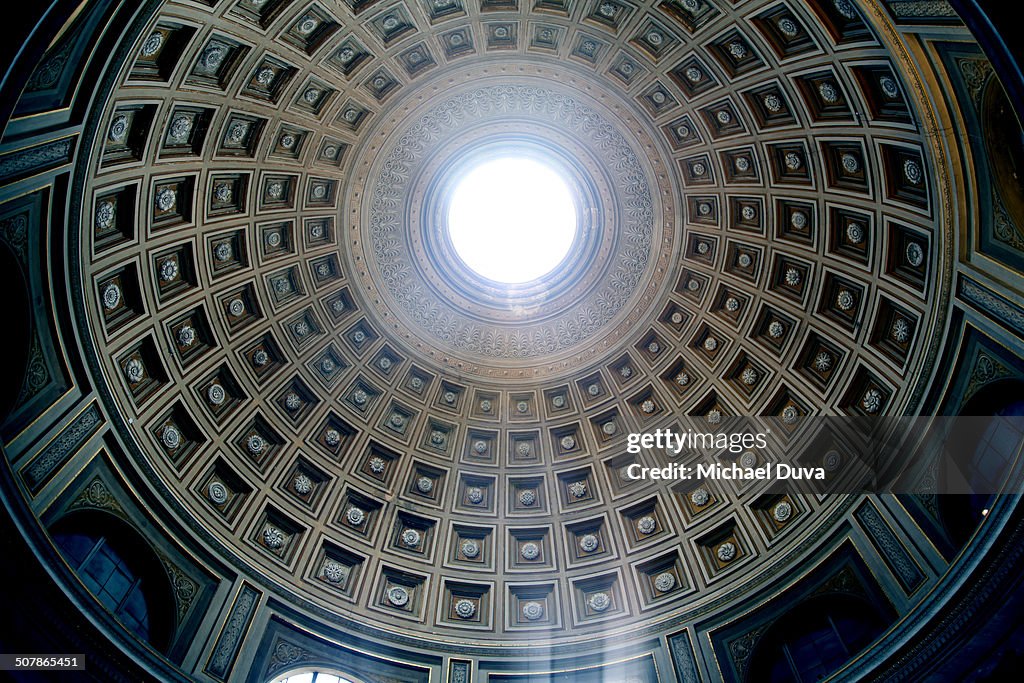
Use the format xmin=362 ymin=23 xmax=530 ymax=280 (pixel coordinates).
xmin=747 ymin=594 xmax=888 ymax=683
xmin=940 ymin=379 xmax=1024 ymax=547
xmin=50 ymin=511 xmax=175 ymax=651
xmin=982 ymin=79 xmax=1024 ymax=235
xmin=271 ymin=671 xmax=358 ymax=683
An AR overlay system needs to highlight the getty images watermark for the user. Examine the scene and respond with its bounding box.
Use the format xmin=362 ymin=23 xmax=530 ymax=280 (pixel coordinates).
xmin=621 ymin=427 xmax=827 ymax=482
xmin=611 ymin=416 xmax=1024 ymax=495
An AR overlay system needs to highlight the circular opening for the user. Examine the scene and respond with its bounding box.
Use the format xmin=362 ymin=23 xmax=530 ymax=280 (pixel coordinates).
xmin=447 ymin=157 xmax=578 ymax=284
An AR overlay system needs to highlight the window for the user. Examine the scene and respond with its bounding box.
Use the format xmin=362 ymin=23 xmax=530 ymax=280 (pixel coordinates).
xmin=51 ymin=511 xmax=174 ymax=650
xmin=748 ymin=595 xmax=888 ymax=683
xmin=272 ymin=671 xmax=357 ymax=683
xmin=940 ymin=379 xmax=1024 ymax=547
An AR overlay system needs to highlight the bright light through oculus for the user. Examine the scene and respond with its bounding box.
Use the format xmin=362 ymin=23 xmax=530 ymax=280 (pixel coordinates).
xmin=447 ymin=157 xmax=577 ymax=284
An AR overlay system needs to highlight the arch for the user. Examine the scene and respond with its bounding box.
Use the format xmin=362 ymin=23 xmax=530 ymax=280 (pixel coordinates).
xmin=982 ymin=78 xmax=1024 ymax=230
xmin=49 ymin=510 xmax=176 ymax=652
xmin=940 ymin=379 xmax=1024 ymax=547
xmin=270 ymin=669 xmax=363 ymax=683
xmin=1 ymin=0 xmax=1024 ymax=680
xmin=746 ymin=593 xmax=889 ymax=683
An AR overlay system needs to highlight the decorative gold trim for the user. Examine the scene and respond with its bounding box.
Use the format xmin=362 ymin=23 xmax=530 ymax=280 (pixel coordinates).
xmin=266 ymin=614 xmax=433 ymax=676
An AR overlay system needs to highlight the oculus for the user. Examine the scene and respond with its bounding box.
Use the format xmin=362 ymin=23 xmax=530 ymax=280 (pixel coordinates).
xmin=447 ymin=157 xmax=577 ymax=284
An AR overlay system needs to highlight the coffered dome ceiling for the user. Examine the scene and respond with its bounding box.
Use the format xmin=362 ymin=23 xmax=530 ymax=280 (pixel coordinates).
xmin=6 ymin=0 xmax=1024 ymax=680
xmin=83 ymin=0 xmax=946 ymax=653
xmin=80 ymin=0 xmax=948 ymax=642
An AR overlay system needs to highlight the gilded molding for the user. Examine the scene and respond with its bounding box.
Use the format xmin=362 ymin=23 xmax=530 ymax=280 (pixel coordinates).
xmin=448 ymin=659 xmax=471 ymax=683
xmin=886 ymin=1 xmax=958 ymax=18
xmin=21 ymin=402 xmax=102 ymax=493
xmin=960 ymin=277 xmax=1024 ymax=336
xmin=67 ymin=476 xmax=127 ymax=520
xmin=158 ymin=553 xmax=200 ymax=626
xmin=856 ymin=501 xmax=925 ymax=593
xmin=667 ymin=629 xmax=701 ymax=683
xmin=206 ymin=583 xmax=260 ymax=681
xmin=0 ymin=137 xmax=74 ymax=185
